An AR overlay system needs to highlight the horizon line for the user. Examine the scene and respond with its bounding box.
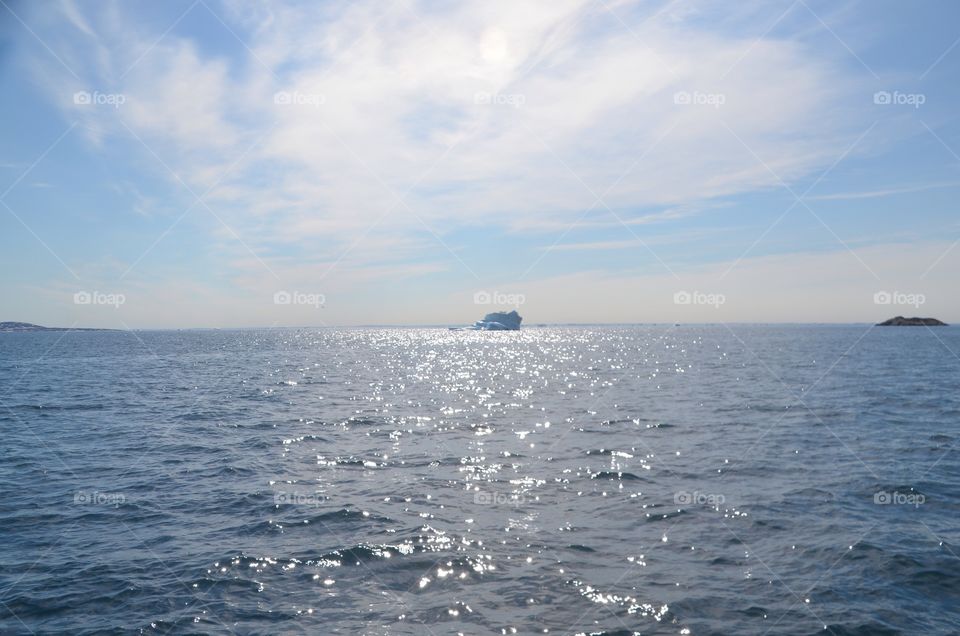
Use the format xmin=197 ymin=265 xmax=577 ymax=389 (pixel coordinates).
xmin=2 ymin=320 xmax=954 ymax=332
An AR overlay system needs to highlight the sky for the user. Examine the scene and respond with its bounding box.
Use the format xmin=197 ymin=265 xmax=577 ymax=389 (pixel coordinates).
xmin=0 ymin=0 xmax=959 ymax=328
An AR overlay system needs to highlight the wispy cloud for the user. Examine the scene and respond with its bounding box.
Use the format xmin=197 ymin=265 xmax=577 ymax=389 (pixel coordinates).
xmin=807 ymin=181 xmax=960 ymax=201
xmin=34 ymin=1 xmax=869 ymax=260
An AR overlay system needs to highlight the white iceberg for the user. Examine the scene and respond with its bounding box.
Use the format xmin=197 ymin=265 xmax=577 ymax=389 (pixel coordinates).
xmin=467 ymin=310 xmax=522 ymax=331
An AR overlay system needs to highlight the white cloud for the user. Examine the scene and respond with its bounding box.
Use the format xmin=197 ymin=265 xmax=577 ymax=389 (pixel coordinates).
xmin=122 ymin=43 xmax=240 ymax=152
xmin=40 ymin=1 xmax=871 ymax=249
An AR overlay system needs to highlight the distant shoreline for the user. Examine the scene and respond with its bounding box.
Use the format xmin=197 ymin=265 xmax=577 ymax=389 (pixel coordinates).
xmin=0 ymin=322 xmax=119 ymax=333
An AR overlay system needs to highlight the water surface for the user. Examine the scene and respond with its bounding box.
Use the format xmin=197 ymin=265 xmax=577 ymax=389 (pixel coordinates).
xmin=1 ymin=325 xmax=958 ymax=634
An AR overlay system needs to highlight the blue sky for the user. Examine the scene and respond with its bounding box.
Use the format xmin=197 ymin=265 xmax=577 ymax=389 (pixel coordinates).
xmin=1 ymin=0 xmax=959 ymax=327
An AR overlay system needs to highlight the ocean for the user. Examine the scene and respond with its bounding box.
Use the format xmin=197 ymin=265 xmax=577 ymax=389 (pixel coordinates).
xmin=1 ymin=325 xmax=958 ymax=635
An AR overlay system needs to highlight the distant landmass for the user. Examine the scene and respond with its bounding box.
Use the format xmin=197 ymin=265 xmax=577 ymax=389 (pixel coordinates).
xmin=0 ymin=322 xmax=113 ymax=332
xmin=876 ymin=316 xmax=948 ymax=326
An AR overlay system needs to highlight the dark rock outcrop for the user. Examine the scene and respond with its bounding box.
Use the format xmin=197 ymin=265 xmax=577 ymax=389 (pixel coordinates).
xmin=876 ymin=316 xmax=948 ymax=326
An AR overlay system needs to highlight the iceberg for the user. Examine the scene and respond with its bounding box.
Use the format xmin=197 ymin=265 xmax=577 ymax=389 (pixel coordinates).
xmin=452 ymin=310 xmax=522 ymax=331
xmin=473 ymin=310 xmax=522 ymax=330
